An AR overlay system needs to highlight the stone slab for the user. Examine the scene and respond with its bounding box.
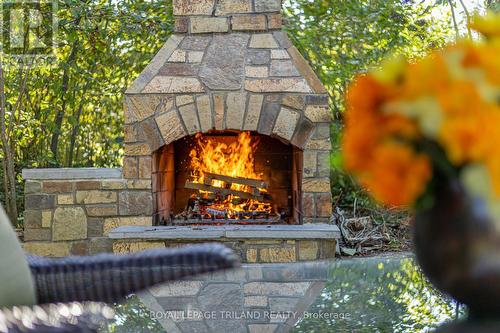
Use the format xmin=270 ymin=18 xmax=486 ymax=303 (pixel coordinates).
xmin=22 ymin=168 xmax=122 ymax=180
xmin=108 ymin=224 xmax=341 ymax=240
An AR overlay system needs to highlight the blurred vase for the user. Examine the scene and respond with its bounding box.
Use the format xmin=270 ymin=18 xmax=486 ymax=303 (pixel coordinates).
xmin=414 ymin=179 xmax=500 ymax=319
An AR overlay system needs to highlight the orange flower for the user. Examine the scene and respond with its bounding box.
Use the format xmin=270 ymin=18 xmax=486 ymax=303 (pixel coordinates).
xmin=361 ymin=143 xmax=432 ymax=207
xmin=470 ymin=11 xmax=500 ymax=39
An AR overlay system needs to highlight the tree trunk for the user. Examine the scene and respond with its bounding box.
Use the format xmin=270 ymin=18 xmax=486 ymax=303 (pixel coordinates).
xmin=50 ymin=40 xmax=79 ymax=165
xmin=0 ymin=60 xmax=18 ymax=224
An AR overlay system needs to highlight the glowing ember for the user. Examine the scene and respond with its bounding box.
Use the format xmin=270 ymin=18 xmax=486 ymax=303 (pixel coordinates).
xmin=188 ymin=132 xmax=273 ymax=219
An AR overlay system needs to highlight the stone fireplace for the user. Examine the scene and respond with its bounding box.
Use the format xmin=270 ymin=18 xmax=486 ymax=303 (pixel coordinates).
xmin=21 ymin=0 xmax=340 ymax=262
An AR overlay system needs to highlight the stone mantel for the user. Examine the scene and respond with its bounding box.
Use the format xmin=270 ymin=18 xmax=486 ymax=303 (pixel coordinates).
xmin=108 ymin=224 xmax=341 ymax=240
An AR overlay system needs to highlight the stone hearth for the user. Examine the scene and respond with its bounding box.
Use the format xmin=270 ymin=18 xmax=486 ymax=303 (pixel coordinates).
xmin=21 ymin=0 xmax=340 ymax=262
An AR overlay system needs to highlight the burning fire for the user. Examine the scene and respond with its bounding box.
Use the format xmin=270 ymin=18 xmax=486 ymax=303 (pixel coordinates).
xmin=188 ymin=132 xmax=273 ymax=219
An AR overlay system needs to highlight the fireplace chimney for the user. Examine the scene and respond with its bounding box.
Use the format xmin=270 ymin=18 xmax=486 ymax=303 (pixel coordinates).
xmin=125 ymin=0 xmax=333 ymax=225
xmin=172 ymin=0 xmax=283 ymax=34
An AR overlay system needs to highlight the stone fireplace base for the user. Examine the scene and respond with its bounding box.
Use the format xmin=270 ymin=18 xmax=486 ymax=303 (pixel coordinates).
xmin=21 ymin=168 xmax=340 ymax=262
xmin=110 ymin=225 xmax=340 ymax=263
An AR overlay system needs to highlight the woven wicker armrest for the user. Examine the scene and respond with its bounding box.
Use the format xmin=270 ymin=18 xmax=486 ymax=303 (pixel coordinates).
xmin=27 ymin=243 xmax=240 ymax=305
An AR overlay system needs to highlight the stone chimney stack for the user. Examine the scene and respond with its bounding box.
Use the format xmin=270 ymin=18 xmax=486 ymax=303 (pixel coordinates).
xmin=173 ymin=0 xmax=283 ymax=34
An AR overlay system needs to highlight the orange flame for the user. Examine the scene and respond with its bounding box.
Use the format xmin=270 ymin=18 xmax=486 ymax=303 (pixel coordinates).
xmin=189 ymin=132 xmax=273 ymax=218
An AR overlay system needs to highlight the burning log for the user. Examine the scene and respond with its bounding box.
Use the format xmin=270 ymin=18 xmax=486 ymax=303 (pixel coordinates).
xmin=204 ymin=173 xmax=268 ymax=190
xmin=185 ymin=180 xmax=265 ymax=201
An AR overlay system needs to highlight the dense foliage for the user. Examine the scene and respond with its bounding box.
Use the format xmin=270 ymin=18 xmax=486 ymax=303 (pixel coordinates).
xmin=0 ymin=0 xmax=487 ymax=223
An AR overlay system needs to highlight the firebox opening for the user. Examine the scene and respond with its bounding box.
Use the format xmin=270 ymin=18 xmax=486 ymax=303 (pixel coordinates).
xmin=152 ymin=131 xmax=303 ymax=226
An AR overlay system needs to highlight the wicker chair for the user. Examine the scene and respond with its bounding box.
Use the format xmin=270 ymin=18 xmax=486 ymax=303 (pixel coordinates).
xmin=1 ymin=244 xmax=240 ymax=332
xmin=27 ymin=243 xmax=240 ymax=304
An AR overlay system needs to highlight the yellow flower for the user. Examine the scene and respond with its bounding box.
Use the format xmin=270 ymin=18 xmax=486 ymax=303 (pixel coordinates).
xmin=470 ymin=11 xmax=500 ymax=39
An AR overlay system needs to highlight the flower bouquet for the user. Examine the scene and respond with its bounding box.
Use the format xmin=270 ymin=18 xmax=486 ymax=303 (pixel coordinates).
xmin=343 ymin=12 xmax=500 ymax=318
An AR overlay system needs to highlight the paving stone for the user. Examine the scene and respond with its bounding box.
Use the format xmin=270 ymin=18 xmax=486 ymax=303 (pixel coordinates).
xmin=76 ymin=190 xmax=117 ymax=204
xmin=176 ymin=95 xmax=194 ymax=107
xmin=103 ymin=217 xmax=152 ymax=236
xmin=75 ymin=181 xmax=101 ymax=190
xmin=305 ymin=105 xmax=332 ymax=122
xmin=198 ymin=283 xmax=244 ymax=311
xmin=168 ymin=49 xmax=186 ymax=63
xmin=86 ymin=204 xmax=118 ymax=217
xmin=304 ymin=151 xmax=319 ymax=178
xmin=272 ymin=31 xmax=293 ymax=49
xmin=316 ymin=193 xmax=333 ymax=217
xmin=126 ymin=95 xmax=165 ymax=122
xmin=269 ymin=297 xmax=301 ymax=312
xmin=232 ymin=15 xmax=267 ymax=31
xmin=303 ymin=193 xmax=316 ymax=217
xmin=270 ymin=49 xmax=290 ymax=60
xmin=26 ymin=194 xmax=56 ymax=210
xmin=52 ymin=207 xmax=87 ymax=241
xmin=113 ymin=241 xmax=165 ymax=254
xmin=196 ymin=95 xmax=213 ymax=132
xmin=291 ymin=117 xmax=315 ymax=149
xmin=199 ymin=34 xmax=249 ymax=90
xmin=174 ymin=17 xmax=189 ymax=33
xmin=247 ymin=248 xmax=258 ymax=263
xmin=155 ymin=110 xmax=187 ymax=145
xmin=249 ymin=324 xmax=278 ymax=333
xmin=158 ymin=63 xmax=199 ymax=76
xmin=287 ymin=46 xmax=327 ymax=94
xmin=188 ymin=51 xmax=204 ymax=63
xmin=180 ymin=35 xmax=212 ymax=51
xmin=302 ymin=178 xmax=331 ymax=193
xmin=143 ymin=76 xmax=205 ymax=94
xmin=24 ymin=228 xmax=52 ymax=242
xmin=247 ymin=50 xmax=270 ymax=65
xmin=317 ymin=151 xmax=331 ymax=177
xmin=226 ymin=92 xmax=247 ymax=130
xmin=254 ymin=0 xmax=281 ymax=12
xmin=25 ymin=181 xmax=41 ymax=194
xmin=87 ymin=218 xmax=105 ymax=238
xmin=267 ymin=13 xmax=283 ymax=29
xmin=270 ymin=60 xmax=300 ymax=77
xmin=150 ymin=281 xmax=204 ymax=297
xmin=245 ymin=78 xmax=313 ymax=93
xmin=119 ymin=191 xmax=153 ymax=216
xmin=257 ymin=100 xmax=280 ymax=135
xmin=273 ymin=107 xmax=300 ymax=141
xmin=24 ymin=210 xmax=42 ymax=229
xmin=42 ymin=181 xmax=73 ymax=194
xmin=138 ymin=118 xmax=165 ymax=153
xmin=213 ymin=94 xmax=226 ymax=130
xmin=177 ymin=322 xmax=210 ymax=333
xmin=244 ymin=296 xmax=268 ymax=307
xmin=179 ymin=103 xmax=201 ymax=134
xmin=215 ymin=0 xmax=251 ymax=15
xmin=88 ymin=238 xmax=113 ymax=255
xmin=57 ymin=194 xmax=74 ymax=205
xmin=244 ymin=94 xmax=263 ymax=131
xmin=123 ymin=157 xmax=138 ymax=179
xmin=306 ymin=94 xmax=329 ymax=105
xmin=299 ymin=241 xmax=319 ymax=260
xmin=312 ymin=123 xmax=331 ymax=140
xmin=124 ymin=143 xmax=152 ymax=156
xmin=259 ymin=247 xmax=296 ymax=263
xmin=249 ymin=34 xmax=279 ymax=48
xmin=23 ymin=242 xmax=72 ymax=257
xmin=42 ymin=211 xmax=52 ymax=229
xmin=190 ymin=17 xmax=229 ymax=33
xmin=245 ymin=66 xmax=268 ymax=78
xmin=173 ymin=0 xmax=215 ymax=15
xmin=244 ymin=282 xmax=311 ymax=296
xmin=306 ymin=138 xmax=332 ymax=151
